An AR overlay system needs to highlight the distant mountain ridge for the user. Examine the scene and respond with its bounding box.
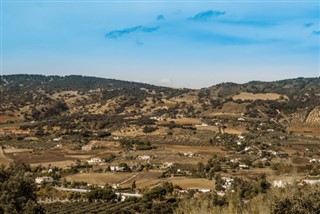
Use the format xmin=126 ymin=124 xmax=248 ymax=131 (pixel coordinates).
xmin=1 ymin=74 xmax=320 ymax=127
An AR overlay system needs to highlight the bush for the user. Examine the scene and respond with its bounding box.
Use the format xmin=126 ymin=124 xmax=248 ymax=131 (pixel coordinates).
xmin=0 ymin=162 xmax=44 ymax=213
xmin=143 ymin=126 xmax=158 ymax=133
xmin=86 ymin=186 xmax=116 ymax=202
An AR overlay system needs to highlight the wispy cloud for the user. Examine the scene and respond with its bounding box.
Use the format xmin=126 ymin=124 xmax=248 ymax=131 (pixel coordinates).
xmin=199 ymin=33 xmax=259 ymax=45
xmin=136 ymin=40 xmax=144 ymax=46
xmin=188 ymin=10 xmax=225 ymax=21
xmin=157 ymin=15 xmax=165 ymax=21
xmin=105 ymin=25 xmax=159 ymax=39
xmin=218 ymin=19 xmax=277 ymax=27
xmin=312 ymin=30 xmax=320 ymax=35
xmin=304 ymin=22 xmax=315 ymax=28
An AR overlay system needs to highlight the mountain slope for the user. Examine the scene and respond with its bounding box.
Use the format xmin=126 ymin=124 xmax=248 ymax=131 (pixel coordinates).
xmin=1 ymin=75 xmax=319 ymax=128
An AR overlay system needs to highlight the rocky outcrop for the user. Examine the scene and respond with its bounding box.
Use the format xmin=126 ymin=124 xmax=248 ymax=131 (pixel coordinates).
xmin=305 ymin=106 xmax=320 ymax=124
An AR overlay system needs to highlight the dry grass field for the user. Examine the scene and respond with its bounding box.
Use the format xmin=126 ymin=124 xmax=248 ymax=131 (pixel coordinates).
xmin=156 ymin=118 xmax=202 ymax=126
xmin=195 ymin=125 xmax=219 ymax=132
xmin=168 ymin=177 xmax=215 ymax=189
xmin=216 ymin=102 xmax=247 ymax=115
xmin=120 ymin=170 xmax=163 ymax=188
xmin=0 ymin=146 xmax=12 ymax=167
xmin=288 ymin=126 xmax=320 ymax=137
xmin=159 ymin=144 xmax=224 ymax=155
xmin=173 ymin=118 xmax=202 ymax=125
xmin=30 ymin=160 xmax=76 ymax=168
xmin=170 ymin=93 xmax=199 ymax=104
xmin=291 ymin=157 xmax=310 ymax=165
xmin=66 ymin=170 xmax=215 ymax=190
xmin=233 ymin=92 xmax=287 ymax=101
xmin=6 ymin=150 xmax=75 ymax=164
xmin=224 ymin=128 xmax=246 ymax=135
xmin=88 ymin=140 xmax=120 ymax=148
xmin=3 ymin=148 xmax=33 ymax=153
xmin=65 ymin=172 xmax=137 ymax=186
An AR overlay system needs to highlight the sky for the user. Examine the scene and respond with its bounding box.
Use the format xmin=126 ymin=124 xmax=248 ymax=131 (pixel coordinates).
xmin=1 ymin=1 xmax=320 ymax=89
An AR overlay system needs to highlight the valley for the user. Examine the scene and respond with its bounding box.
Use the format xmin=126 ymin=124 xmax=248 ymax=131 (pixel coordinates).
xmin=0 ymin=75 xmax=320 ymax=213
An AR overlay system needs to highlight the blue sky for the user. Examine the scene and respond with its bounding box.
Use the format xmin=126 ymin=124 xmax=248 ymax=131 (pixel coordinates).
xmin=2 ymin=1 xmax=320 ymax=88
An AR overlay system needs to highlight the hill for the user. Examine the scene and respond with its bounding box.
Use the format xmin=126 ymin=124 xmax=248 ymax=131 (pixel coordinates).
xmin=0 ymin=75 xmax=320 ymax=214
xmin=1 ymin=75 xmax=320 ymax=130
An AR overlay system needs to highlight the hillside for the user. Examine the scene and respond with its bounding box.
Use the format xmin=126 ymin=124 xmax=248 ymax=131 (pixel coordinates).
xmin=1 ymin=75 xmax=320 ymax=130
xmin=0 ymin=75 xmax=320 ymax=214
xmin=0 ymin=74 xmax=189 ymax=124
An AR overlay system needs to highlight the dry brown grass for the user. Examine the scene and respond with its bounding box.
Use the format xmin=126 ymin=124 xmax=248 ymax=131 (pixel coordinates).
xmin=30 ymin=160 xmax=76 ymax=168
xmin=195 ymin=125 xmax=219 ymax=132
xmin=169 ymin=177 xmax=215 ymax=189
xmin=158 ymin=144 xmax=224 ymax=155
xmin=218 ymin=168 xmax=274 ymax=181
xmin=120 ymin=170 xmax=163 ymax=188
xmin=288 ymin=126 xmax=320 ymax=137
xmin=224 ymin=128 xmax=246 ymax=135
xmin=171 ymin=93 xmax=199 ymax=104
xmin=3 ymin=148 xmax=33 ymax=153
xmin=233 ymin=92 xmax=287 ymax=101
xmin=65 ymin=172 xmax=136 ymax=185
xmin=156 ymin=118 xmax=202 ymax=126
xmin=64 ymin=155 xmax=95 ymax=159
xmin=0 ymin=147 xmax=12 ymax=167
xmin=88 ymin=140 xmax=120 ymax=148
xmin=174 ymin=118 xmax=202 ymax=125
xmin=6 ymin=150 xmax=75 ymax=164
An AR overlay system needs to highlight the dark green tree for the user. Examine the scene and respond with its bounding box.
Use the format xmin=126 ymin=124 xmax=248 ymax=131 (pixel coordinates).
xmin=0 ymin=162 xmax=44 ymax=214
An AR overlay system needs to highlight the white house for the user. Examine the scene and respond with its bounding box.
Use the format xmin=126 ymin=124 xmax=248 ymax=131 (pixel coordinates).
xmin=115 ymin=192 xmax=143 ymax=201
xmin=198 ymin=188 xmax=211 ymax=193
xmin=82 ymin=145 xmax=92 ymax=151
xmin=309 ymin=159 xmax=320 ymax=163
xmin=188 ymin=188 xmax=211 ymax=193
xmin=216 ymin=191 xmax=226 ymax=196
xmin=239 ymin=164 xmax=249 ymax=169
xmin=273 ymin=180 xmax=291 ymax=188
xmin=238 ymin=135 xmax=245 ymax=140
xmin=230 ymin=159 xmax=239 ymax=163
xmin=244 ymin=147 xmax=251 ymax=152
xmin=161 ymin=162 xmax=174 ymax=169
xmin=35 ymin=176 xmax=54 ymax=184
xmin=183 ymin=152 xmax=194 ymax=157
xmin=53 ymin=137 xmax=62 ymax=142
xmin=110 ymin=166 xmax=125 ymax=172
xmin=221 ymin=177 xmax=234 ymax=189
xmin=87 ymin=157 xmax=104 ymax=164
xmin=137 ymin=155 xmax=151 ymax=160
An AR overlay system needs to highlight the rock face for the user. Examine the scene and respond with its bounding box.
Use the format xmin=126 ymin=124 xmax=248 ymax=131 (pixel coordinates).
xmin=305 ymin=106 xmax=320 ymax=124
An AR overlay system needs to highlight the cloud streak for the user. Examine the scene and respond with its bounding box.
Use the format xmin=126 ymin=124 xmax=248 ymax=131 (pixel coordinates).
xmin=157 ymin=15 xmax=165 ymax=21
xmin=188 ymin=10 xmax=225 ymax=21
xmin=312 ymin=30 xmax=320 ymax=35
xmin=105 ymin=25 xmax=159 ymax=39
xmin=304 ymin=22 xmax=314 ymax=28
xmin=218 ymin=19 xmax=277 ymax=27
xmin=136 ymin=40 xmax=144 ymax=46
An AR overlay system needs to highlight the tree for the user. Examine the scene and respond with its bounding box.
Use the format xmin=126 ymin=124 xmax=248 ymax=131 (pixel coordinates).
xmin=143 ymin=182 xmax=174 ymax=201
xmin=131 ymin=180 xmax=136 ymax=191
xmin=86 ymin=186 xmax=116 ymax=202
xmin=0 ymin=162 xmax=44 ymax=213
